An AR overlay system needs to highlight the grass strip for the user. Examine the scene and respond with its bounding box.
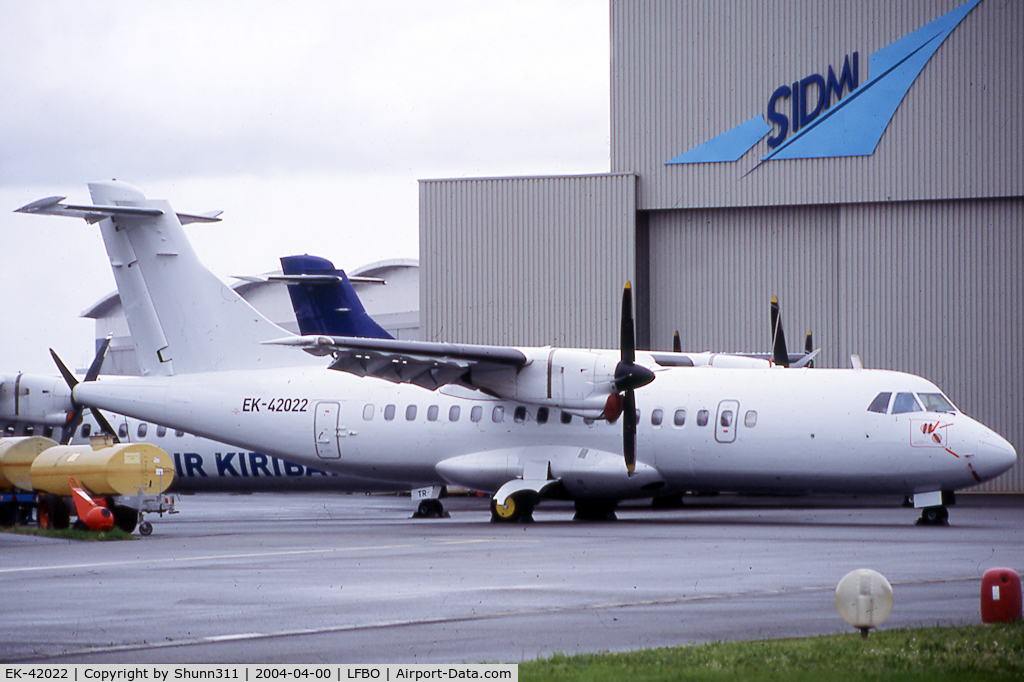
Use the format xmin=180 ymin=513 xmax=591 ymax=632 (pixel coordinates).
xmin=2 ymin=525 xmax=136 ymax=541
xmin=521 ymin=621 xmax=1023 ymax=682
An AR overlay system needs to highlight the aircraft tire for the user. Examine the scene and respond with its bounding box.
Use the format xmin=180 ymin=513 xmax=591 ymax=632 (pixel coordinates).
xmin=38 ymin=495 xmax=70 ymax=530
xmin=0 ymin=502 xmax=15 ymax=527
xmin=112 ymin=506 xmax=138 ymax=533
xmin=573 ymin=499 xmax=618 ymax=522
xmin=413 ymin=499 xmax=448 ymax=518
xmin=917 ymin=505 xmax=949 ymax=526
xmin=139 ymin=521 xmax=153 ymax=536
xmin=490 ymin=493 xmax=534 ymax=523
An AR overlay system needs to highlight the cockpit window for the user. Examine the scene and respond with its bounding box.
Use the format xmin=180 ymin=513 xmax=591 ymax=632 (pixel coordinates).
xmin=918 ymin=392 xmax=956 ymax=414
xmin=892 ymin=392 xmax=923 ymax=414
xmin=867 ymin=392 xmax=891 ymax=414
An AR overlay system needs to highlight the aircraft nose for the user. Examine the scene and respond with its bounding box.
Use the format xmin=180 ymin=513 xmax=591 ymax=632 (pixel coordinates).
xmin=977 ymin=430 xmax=1017 ymax=480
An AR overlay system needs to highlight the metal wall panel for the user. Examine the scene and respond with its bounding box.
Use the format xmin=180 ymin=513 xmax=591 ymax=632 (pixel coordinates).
xmin=611 ymin=0 xmax=1024 ymax=210
xmin=419 ymin=174 xmax=636 ymax=348
xmin=646 ymin=205 xmax=840 ymax=368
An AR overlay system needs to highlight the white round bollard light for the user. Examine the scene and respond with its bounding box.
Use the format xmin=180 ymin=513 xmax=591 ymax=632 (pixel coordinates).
xmin=835 ymin=569 xmax=894 ymax=638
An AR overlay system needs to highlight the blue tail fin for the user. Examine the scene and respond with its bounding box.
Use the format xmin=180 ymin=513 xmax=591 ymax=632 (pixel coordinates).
xmin=280 ymin=255 xmax=394 ymax=340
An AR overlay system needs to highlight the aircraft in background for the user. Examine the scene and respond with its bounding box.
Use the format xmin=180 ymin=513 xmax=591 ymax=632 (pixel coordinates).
xmin=15 ymin=182 xmax=1017 ymax=524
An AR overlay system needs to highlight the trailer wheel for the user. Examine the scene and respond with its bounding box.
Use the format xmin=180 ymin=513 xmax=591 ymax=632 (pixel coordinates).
xmin=112 ymin=506 xmax=138 ymax=533
xmin=39 ymin=495 xmax=70 ymax=530
xmin=0 ymin=502 xmax=15 ymax=527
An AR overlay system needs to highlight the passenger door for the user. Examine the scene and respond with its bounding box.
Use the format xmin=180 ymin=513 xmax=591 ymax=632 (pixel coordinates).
xmin=715 ymin=400 xmax=740 ymax=444
xmin=314 ymin=401 xmax=347 ymax=459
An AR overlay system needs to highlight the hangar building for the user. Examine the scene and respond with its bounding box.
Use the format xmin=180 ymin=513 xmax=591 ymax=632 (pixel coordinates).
xmin=419 ymin=0 xmax=1023 ymax=491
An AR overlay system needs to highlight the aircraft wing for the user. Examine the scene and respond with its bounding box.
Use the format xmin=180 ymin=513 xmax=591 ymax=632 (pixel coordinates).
xmin=267 ymin=335 xmax=530 ymax=391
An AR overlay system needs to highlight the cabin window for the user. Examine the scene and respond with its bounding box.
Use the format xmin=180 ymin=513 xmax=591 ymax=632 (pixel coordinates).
xmin=537 ymin=407 xmax=549 ymax=424
xmin=651 ymin=408 xmax=664 ymax=426
xmin=406 ymin=405 xmax=418 ymax=421
xmin=427 ymin=405 xmax=439 ymax=422
xmin=156 ymin=425 xmax=166 ymax=438
xmin=696 ymin=410 xmax=709 ymax=427
xmin=471 ymin=406 xmax=483 ymax=422
xmin=892 ymin=392 xmax=923 ymax=414
xmin=118 ymin=424 xmax=128 ymax=439
xmin=561 ymin=411 xmax=572 ymax=424
xmin=449 ymin=405 xmax=461 ymax=422
xmin=919 ymin=393 xmax=956 ymax=414
xmin=744 ymin=410 xmax=758 ymax=428
xmin=81 ymin=423 xmax=91 ymax=438
xmin=363 ymin=404 xmax=375 ymax=420
xmin=720 ymin=410 xmax=734 ymax=428
xmin=492 ymin=406 xmax=505 ymax=423
xmin=514 ymin=406 xmax=527 ymax=423
xmin=867 ymin=392 xmax=891 ymax=414
xmin=175 ymin=430 xmax=184 ymax=437
xmin=634 ymin=410 xmax=641 ymax=425
xmin=673 ymin=409 xmax=686 ymax=427
xmin=137 ymin=423 xmax=148 ymax=438
xmin=384 ymin=404 xmax=396 ymax=421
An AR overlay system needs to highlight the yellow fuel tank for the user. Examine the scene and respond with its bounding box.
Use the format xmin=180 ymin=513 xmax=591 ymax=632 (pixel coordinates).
xmin=0 ymin=436 xmax=59 ymax=491
xmin=29 ymin=440 xmax=175 ymax=496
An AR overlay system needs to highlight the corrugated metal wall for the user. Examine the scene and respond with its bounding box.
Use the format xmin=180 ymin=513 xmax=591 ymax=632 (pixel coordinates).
xmin=419 ymin=174 xmax=637 ymax=348
xmin=648 ymin=197 xmax=1024 ymax=491
xmin=611 ymin=0 xmax=1024 ymax=210
xmin=647 ymin=205 xmax=840 ymax=365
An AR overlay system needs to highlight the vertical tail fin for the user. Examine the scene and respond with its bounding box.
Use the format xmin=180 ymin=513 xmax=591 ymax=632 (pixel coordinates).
xmin=280 ymin=255 xmax=394 ymax=340
xmin=19 ymin=182 xmax=312 ymax=375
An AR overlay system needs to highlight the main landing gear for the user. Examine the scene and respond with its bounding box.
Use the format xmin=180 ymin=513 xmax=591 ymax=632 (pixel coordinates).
xmin=490 ymin=493 xmax=535 ymax=523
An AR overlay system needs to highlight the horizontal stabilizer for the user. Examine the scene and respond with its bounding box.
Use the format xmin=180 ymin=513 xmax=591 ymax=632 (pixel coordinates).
xmin=15 ymin=196 xmax=221 ymax=225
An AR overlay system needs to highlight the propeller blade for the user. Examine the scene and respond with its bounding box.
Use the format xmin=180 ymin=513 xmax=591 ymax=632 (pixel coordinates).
xmin=50 ymin=348 xmax=78 ymax=390
xmin=50 ymin=349 xmax=81 ymax=444
xmin=672 ymin=330 xmax=681 ymax=353
xmin=623 ymin=390 xmax=636 ymax=476
xmin=84 ymin=336 xmax=111 ymax=382
xmin=804 ymin=330 xmax=815 ymax=368
xmin=770 ymin=296 xmax=789 ymax=367
xmin=621 ymin=281 xmax=635 ymax=365
xmin=89 ymin=408 xmax=119 ymax=442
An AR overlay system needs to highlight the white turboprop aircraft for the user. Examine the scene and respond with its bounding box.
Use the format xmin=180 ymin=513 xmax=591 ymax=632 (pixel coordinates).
xmin=15 ymin=182 xmax=1017 ymax=524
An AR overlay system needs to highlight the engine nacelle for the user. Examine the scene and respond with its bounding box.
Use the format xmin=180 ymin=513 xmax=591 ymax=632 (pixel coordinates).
xmin=469 ymin=347 xmax=628 ymax=418
xmin=0 ymin=373 xmax=74 ymax=427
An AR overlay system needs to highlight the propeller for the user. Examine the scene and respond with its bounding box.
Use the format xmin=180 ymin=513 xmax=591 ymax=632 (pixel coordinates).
xmin=770 ymin=295 xmax=789 ymax=367
xmin=672 ymin=330 xmax=681 ymax=353
xmin=804 ymin=330 xmax=815 ymax=368
xmin=50 ymin=337 xmax=119 ymax=444
xmin=612 ymin=282 xmax=655 ymax=475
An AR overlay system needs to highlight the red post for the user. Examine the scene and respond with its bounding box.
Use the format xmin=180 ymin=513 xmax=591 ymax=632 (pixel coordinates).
xmin=981 ymin=568 xmax=1022 ymax=623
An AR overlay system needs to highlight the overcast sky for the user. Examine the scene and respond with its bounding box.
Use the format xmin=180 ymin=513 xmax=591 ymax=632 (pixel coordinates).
xmin=0 ymin=1 xmax=610 ymax=375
